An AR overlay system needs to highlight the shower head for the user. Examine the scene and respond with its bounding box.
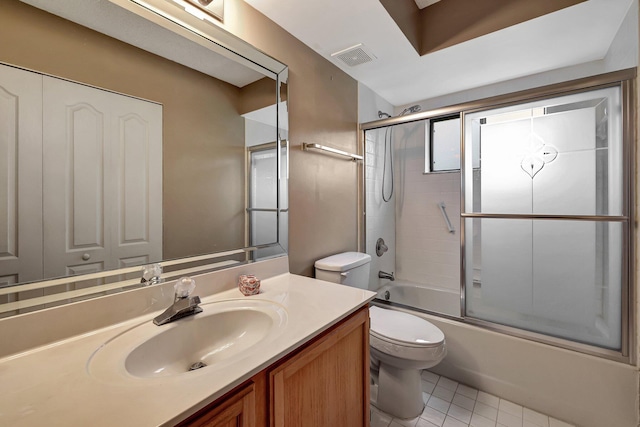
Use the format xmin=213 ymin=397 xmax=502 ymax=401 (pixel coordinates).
xmin=378 ymin=111 xmax=392 ymax=119
xmin=400 ymin=105 xmax=422 ymax=116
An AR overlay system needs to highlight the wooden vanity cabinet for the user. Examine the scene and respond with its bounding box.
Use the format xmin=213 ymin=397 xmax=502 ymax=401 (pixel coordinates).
xmin=176 ymin=381 xmax=259 ymax=427
xmin=178 ymin=306 xmax=370 ymax=427
xmin=269 ymin=305 xmax=370 ymax=427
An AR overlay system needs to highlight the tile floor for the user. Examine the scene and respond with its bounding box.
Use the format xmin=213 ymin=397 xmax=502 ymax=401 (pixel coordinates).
xmin=370 ymin=371 xmax=576 ymax=427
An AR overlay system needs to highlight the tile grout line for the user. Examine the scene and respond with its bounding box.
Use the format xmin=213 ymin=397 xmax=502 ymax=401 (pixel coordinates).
xmin=370 ymin=371 xmax=576 ymax=427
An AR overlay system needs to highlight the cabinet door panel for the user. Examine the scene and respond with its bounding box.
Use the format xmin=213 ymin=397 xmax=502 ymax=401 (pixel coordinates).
xmin=181 ymin=383 xmax=255 ymax=427
xmin=269 ymin=307 xmax=370 ymax=427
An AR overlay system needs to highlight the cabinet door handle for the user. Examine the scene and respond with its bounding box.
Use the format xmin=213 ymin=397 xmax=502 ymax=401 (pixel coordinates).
xmin=82 ymin=253 xmax=91 ymax=261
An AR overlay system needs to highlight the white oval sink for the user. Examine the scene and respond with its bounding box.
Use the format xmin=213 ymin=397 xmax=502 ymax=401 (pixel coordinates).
xmin=88 ymin=299 xmax=288 ymax=381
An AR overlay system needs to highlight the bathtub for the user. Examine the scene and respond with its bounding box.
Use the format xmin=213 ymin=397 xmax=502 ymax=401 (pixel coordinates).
xmin=375 ymin=281 xmax=460 ymax=317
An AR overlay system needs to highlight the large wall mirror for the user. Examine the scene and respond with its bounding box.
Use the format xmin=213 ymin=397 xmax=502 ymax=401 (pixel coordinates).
xmin=0 ymin=0 xmax=289 ymax=317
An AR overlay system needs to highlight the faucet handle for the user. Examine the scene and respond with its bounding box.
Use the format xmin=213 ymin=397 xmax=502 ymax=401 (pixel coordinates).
xmin=141 ymin=263 xmax=162 ymax=285
xmin=174 ymin=277 xmax=196 ymax=299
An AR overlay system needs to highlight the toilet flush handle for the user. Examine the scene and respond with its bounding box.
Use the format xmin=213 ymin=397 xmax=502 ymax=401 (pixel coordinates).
xmin=340 ymin=272 xmax=348 ymax=277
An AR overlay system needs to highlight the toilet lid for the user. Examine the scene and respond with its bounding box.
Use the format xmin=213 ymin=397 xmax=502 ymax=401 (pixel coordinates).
xmin=314 ymin=252 xmax=371 ymax=272
xmin=370 ymin=306 xmax=444 ymax=347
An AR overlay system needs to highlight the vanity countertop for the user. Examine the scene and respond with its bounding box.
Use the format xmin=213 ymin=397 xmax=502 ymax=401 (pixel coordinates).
xmin=0 ymin=273 xmax=375 ymax=427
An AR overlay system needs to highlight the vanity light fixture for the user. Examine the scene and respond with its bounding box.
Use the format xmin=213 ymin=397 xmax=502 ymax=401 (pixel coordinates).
xmin=171 ymin=0 xmax=224 ymax=23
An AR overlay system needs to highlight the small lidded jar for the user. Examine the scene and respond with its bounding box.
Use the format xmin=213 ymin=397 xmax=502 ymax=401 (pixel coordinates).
xmin=238 ymin=274 xmax=260 ymax=296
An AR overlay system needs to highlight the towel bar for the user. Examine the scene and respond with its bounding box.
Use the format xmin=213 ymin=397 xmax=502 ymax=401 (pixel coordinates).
xmin=302 ymin=142 xmax=363 ymax=161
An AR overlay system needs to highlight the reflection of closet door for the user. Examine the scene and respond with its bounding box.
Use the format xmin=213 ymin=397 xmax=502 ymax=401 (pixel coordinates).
xmin=0 ymin=65 xmax=43 ymax=285
xmin=110 ymin=93 xmax=162 ymax=271
xmin=43 ymin=76 xmax=162 ymax=281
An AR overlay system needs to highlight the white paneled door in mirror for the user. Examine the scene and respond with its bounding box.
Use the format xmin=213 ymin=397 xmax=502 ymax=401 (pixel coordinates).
xmin=42 ymin=76 xmax=162 ymax=287
xmin=0 ymin=64 xmax=163 ymax=305
xmin=0 ymin=65 xmax=43 ymax=295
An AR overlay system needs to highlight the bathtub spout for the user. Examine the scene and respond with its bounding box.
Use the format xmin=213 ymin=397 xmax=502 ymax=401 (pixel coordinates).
xmin=378 ymin=271 xmax=395 ymax=281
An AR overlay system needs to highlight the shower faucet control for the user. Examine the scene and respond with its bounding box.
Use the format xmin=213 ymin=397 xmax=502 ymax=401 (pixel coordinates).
xmin=378 ymin=271 xmax=395 ymax=281
xmin=376 ymin=238 xmax=388 ymax=257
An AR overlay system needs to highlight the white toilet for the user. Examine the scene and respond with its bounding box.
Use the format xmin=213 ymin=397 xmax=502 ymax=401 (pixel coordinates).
xmin=315 ymin=252 xmax=447 ymax=419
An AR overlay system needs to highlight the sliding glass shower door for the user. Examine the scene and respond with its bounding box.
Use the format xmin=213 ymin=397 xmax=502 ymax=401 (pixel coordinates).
xmin=462 ymin=86 xmax=627 ymax=351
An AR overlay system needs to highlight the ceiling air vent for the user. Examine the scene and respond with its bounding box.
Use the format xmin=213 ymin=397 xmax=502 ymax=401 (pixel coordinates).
xmin=331 ymin=44 xmax=376 ymax=67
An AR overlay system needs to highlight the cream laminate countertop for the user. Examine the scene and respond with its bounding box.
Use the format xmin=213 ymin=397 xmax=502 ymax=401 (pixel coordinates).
xmin=0 ymin=273 xmax=375 ymax=426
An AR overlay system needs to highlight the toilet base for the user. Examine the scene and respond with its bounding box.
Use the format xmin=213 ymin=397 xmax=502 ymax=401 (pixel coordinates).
xmin=374 ymin=363 xmax=424 ymax=419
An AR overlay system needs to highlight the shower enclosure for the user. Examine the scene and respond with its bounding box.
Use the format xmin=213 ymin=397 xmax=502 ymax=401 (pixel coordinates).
xmin=362 ymin=73 xmax=633 ymax=360
xmin=364 ymin=118 xmax=462 ymax=318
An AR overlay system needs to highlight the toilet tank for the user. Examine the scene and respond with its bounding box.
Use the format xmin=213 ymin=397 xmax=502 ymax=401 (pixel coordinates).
xmin=314 ymin=252 xmax=371 ymax=289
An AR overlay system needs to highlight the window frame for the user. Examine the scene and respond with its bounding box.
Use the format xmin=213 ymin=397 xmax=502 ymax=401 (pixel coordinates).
xmin=427 ymin=113 xmax=462 ymax=173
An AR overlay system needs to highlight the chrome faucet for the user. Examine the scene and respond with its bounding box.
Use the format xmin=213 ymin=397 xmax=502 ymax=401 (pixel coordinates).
xmin=378 ymin=270 xmax=395 ymax=281
xmin=153 ymin=277 xmax=202 ymax=326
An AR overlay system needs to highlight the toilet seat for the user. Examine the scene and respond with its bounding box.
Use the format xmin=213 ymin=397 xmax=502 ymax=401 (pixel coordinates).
xmin=370 ymin=306 xmax=444 ymax=348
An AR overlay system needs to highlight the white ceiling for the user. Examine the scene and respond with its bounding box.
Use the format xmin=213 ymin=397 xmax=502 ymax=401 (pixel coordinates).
xmin=244 ymin=0 xmax=635 ymax=106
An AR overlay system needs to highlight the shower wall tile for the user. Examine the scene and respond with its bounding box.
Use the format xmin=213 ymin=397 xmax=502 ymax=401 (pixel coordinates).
xmin=395 ymin=127 xmax=461 ymax=295
xmin=365 ymin=127 xmax=396 ymax=291
xmin=366 ymin=121 xmax=461 ymax=298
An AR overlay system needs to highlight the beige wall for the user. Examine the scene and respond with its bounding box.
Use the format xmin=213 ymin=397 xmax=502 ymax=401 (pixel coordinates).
xmin=240 ymin=77 xmax=283 ymax=115
xmin=0 ymin=1 xmax=248 ymax=260
xmin=381 ymin=0 xmax=586 ymax=55
xmin=418 ymin=0 xmax=586 ymax=54
xmin=221 ymin=0 xmax=361 ymax=276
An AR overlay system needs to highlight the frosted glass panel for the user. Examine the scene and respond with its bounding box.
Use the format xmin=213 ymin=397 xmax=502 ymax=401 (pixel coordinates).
xmin=464 ymin=86 xmax=622 ymax=216
xmin=479 ymin=219 xmax=533 ymax=314
xmin=465 ymin=218 xmax=622 ymax=350
xmin=463 ymin=85 xmax=625 ymax=352
xmin=478 ymin=119 xmax=532 ymax=213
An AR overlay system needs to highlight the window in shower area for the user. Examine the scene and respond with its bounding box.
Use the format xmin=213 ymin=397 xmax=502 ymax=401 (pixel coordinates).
xmin=427 ymin=115 xmax=461 ymax=172
xmin=462 ymin=85 xmax=628 ymax=355
xmin=425 ymin=115 xmax=481 ymax=173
